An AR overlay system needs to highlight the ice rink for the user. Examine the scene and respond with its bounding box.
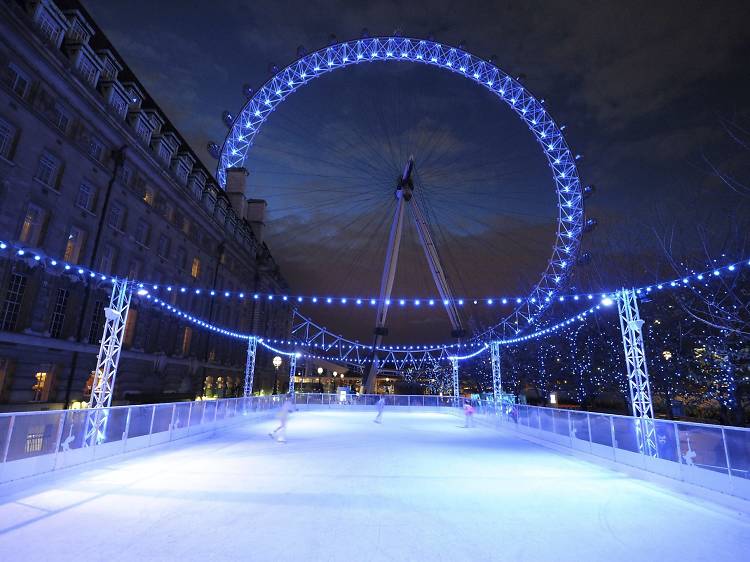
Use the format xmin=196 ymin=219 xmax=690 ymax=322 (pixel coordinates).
xmin=0 ymin=409 xmax=748 ymax=561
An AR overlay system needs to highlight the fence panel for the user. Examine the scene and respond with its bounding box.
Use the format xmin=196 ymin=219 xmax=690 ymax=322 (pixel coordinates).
xmin=588 ymin=413 xmax=616 ymax=461
xmin=675 ymin=422 xmax=731 ymax=494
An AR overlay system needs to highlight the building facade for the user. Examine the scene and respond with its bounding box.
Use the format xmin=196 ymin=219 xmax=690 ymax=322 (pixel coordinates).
xmin=0 ymin=0 xmax=291 ymax=411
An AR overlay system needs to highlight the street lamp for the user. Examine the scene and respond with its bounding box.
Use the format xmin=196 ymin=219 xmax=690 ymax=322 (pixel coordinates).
xmin=273 ymin=356 xmax=282 ymax=394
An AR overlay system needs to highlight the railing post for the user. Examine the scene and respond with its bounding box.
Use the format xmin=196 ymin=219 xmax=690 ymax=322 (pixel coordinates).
xmin=186 ymin=401 xmax=193 ymax=434
xmin=2 ymin=415 xmax=15 ymax=463
xmin=52 ymin=411 xmax=66 ymax=469
xmin=551 ymin=409 xmax=557 ymax=434
xmin=609 ymin=416 xmax=617 ymax=462
xmin=673 ymin=421 xmax=684 ymax=479
xmin=720 ymin=427 xmax=733 ymax=489
xmin=169 ymin=403 xmax=177 ymax=441
xmin=123 ymin=407 xmax=132 ymax=452
xmin=567 ymin=410 xmax=573 ymax=448
xmin=147 ymin=405 xmax=156 ymax=446
xmin=586 ymin=412 xmax=593 ymax=454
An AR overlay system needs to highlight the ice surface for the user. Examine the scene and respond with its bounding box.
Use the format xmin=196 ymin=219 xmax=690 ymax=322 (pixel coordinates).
xmin=0 ymin=410 xmax=748 ymax=561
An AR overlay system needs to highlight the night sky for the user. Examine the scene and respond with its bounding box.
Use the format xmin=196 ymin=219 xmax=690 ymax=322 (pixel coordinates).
xmin=83 ymin=0 xmax=750 ymax=343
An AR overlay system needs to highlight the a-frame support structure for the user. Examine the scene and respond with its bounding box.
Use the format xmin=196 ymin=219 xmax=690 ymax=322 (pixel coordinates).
xmin=363 ymin=157 xmax=465 ymax=394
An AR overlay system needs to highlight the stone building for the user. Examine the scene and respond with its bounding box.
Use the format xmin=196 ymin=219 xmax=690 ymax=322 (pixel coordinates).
xmin=0 ymin=0 xmax=291 ymax=411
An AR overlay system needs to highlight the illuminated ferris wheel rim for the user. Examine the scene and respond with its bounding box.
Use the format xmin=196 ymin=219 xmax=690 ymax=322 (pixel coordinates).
xmin=217 ymin=36 xmax=585 ymax=336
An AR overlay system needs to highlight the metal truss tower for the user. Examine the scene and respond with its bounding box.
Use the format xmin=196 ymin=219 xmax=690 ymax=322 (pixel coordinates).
xmin=451 ymin=357 xmax=459 ymax=403
xmin=84 ymin=279 xmax=131 ymax=447
xmin=243 ymin=336 xmax=257 ymax=397
xmin=490 ymin=341 xmax=502 ymax=406
xmin=617 ymin=288 xmax=657 ymax=457
xmin=288 ymin=352 xmax=298 ymax=396
xmin=363 ymin=156 xmax=465 ymax=393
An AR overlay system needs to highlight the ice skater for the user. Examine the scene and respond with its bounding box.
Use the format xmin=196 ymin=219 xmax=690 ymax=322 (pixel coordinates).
xmin=269 ymin=395 xmax=294 ymax=443
xmin=374 ymin=395 xmax=385 ymax=424
xmin=463 ymin=400 xmax=475 ymax=428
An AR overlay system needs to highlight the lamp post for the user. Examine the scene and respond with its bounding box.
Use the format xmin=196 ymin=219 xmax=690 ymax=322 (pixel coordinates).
xmin=273 ymin=355 xmax=282 ymax=394
xmin=317 ymin=366 xmax=323 ymax=393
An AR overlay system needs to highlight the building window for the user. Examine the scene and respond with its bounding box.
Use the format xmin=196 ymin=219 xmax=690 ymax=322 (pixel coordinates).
xmin=51 ymin=103 xmax=70 ymax=134
xmin=110 ymin=95 xmax=127 ymax=119
xmin=107 ymin=202 xmax=124 ymax=230
xmin=127 ymin=259 xmax=141 ymax=279
xmin=98 ymin=244 xmax=115 ymax=274
xmin=75 ymin=181 xmax=96 ymax=212
xmin=102 ymin=59 xmax=118 ymax=82
xmin=63 ymin=226 xmax=86 ymax=263
xmin=163 ymin=202 xmax=175 ymax=223
xmin=0 ymin=118 xmax=17 ymax=160
xmin=176 ymin=163 xmax=189 ymax=183
xmin=88 ymin=300 xmax=104 ymax=344
xmin=176 ymin=248 xmax=186 ymax=270
xmin=48 ymin=288 xmax=69 ymax=338
xmin=83 ymin=371 xmax=95 ymax=400
xmin=123 ymin=308 xmax=137 ymax=347
xmin=143 ymin=187 xmax=154 ymax=206
xmin=0 ymin=274 xmax=27 ymax=331
xmin=6 ymin=64 xmax=30 ymax=99
xmin=67 ymin=20 xmax=88 ymax=43
xmin=203 ymin=376 xmax=214 ymax=398
xmin=36 ymin=11 xmax=62 ymax=45
xmin=31 ymin=366 xmax=55 ymax=403
xmin=135 ymin=118 xmax=151 ymax=144
xmin=181 ymin=218 xmax=191 ymax=236
xmin=127 ymin=87 xmax=142 ymax=107
xmin=135 ymin=219 xmax=150 ymax=246
xmin=120 ymin=166 xmax=132 ymax=187
xmin=191 ymin=257 xmax=201 ymax=279
xmin=19 ymin=203 xmax=47 ymax=246
xmin=77 ymin=56 xmax=99 ymax=87
xmin=32 ymin=370 xmax=49 ymax=402
xmin=181 ymin=326 xmax=192 ymax=355
xmin=87 ymin=136 xmax=104 ymax=161
xmin=157 ymin=143 xmax=172 ymax=164
xmin=35 ymin=151 xmax=61 ymax=188
xmin=157 ymin=234 xmax=170 ymax=259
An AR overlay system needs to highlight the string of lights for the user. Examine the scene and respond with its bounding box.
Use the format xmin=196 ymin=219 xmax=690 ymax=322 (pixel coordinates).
xmin=3 ymin=239 xmax=749 ymax=311
xmin=2 ymin=238 xmax=747 ymax=354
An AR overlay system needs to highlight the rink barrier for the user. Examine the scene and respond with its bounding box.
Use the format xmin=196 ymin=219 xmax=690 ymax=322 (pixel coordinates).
xmin=468 ymin=400 xmax=750 ymax=502
xmin=292 ymin=392 xmax=461 ymax=411
xmin=0 ymin=395 xmax=281 ymax=484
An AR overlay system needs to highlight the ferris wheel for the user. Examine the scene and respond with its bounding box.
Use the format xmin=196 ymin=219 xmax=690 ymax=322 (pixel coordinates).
xmin=214 ymin=36 xmax=588 ymax=355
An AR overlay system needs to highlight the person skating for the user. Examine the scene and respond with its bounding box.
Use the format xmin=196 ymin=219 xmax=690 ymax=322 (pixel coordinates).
xmin=463 ymin=400 xmax=475 ymax=428
xmin=269 ymin=395 xmax=294 ymax=443
xmin=374 ymin=395 xmax=385 ymax=424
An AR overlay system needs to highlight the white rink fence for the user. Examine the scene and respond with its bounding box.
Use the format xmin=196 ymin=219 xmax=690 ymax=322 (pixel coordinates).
xmin=1 ymin=393 xmax=749 ymax=503
xmin=468 ymin=399 xmax=750 ymax=502
xmin=0 ymin=396 xmax=281 ymax=484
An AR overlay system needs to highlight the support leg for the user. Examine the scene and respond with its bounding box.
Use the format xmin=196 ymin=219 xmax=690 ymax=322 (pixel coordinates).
xmin=617 ymin=288 xmax=657 ymax=457
xmin=491 ymin=341 xmax=502 ymax=412
xmin=243 ymin=336 xmax=257 ymax=398
xmin=288 ymin=353 xmax=298 ymax=396
xmin=451 ymin=357 xmax=459 ymax=406
xmin=84 ymin=279 xmax=131 ymax=447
